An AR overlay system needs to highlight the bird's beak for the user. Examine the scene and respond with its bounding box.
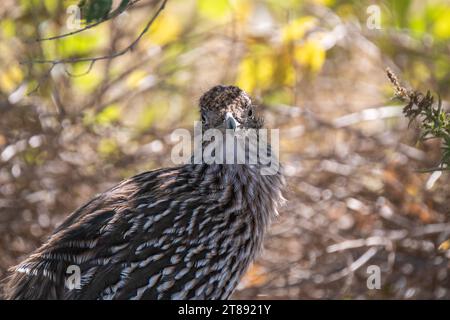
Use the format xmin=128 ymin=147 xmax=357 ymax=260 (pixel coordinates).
xmin=225 ymin=112 xmax=240 ymax=130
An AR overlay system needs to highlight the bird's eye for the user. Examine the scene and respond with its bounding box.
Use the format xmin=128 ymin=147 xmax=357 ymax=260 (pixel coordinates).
xmin=248 ymin=108 xmax=253 ymax=117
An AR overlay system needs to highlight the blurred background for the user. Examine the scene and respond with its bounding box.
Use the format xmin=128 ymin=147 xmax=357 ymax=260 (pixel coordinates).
xmin=1 ymin=0 xmax=450 ymax=299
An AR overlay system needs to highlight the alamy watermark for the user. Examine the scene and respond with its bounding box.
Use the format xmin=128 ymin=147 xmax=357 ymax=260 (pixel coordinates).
xmin=366 ymin=4 xmax=382 ymax=30
xmin=65 ymin=264 xmax=81 ymax=290
xmin=66 ymin=5 xmax=82 ymax=30
xmin=170 ymin=122 xmax=280 ymax=176
xmin=366 ymin=265 xmax=381 ymax=290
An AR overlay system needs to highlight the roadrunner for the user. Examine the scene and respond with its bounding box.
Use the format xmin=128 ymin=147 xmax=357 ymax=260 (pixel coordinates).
xmin=4 ymin=85 xmax=285 ymax=300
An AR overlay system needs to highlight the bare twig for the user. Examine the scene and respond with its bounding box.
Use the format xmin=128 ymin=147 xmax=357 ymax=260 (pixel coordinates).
xmin=326 ymin=248 xmax=379 ymax=283
xmin=27 ymin=63 xmax=56 ymax=95
xmin=327 ymin=236 xmax=394 ymax=253
xmin=22 ymin=0 xmax=168 ymax=67
xmin=64 ymin=60 xmax=96 ymax=77
xmin=28 ymin=0 xmax=142 ymax=43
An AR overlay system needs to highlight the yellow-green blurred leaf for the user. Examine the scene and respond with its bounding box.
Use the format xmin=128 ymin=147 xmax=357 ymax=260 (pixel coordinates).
xmin=274 ymin=49 xmax=296 ymax=87
xmin=126 ymin=70 xmax=148 ymax=88
xmin=96 ymin=104 xmax=121 ymax=125
xmin=229 ymin=0 xmax=252 ymax=23
xmin=0 ymin=64 xmax=24 ymax=92
xmin=336 ymin=4 xmax=354 ymax=18
xmin=263 ymin=88 xmax=293 ymax=105
xmin=294 ymin=39 xmax=326 ymax=73
xmin=136 ymin=103 xmax=170 ymax=131
xmin=435 ymin=58 xmax=450 ymax=80
xmin=198 ymin=0 xmax=231 ymax=20
xmin=57 ymin=30 xmax=104 ymax=58
xmin=412 ymin=61 xmax=431 ymax=83
xmin=433 ymin=8 xmax=450 ymax=39
xmin=409 ymin=13 xmax=426 ymax=36
xmin=236 ymin=53 xmax=275 ymax=92
xmin=308 ymin=0 xmax=335 ymax=6
xmin=44 ymin=0 xmax=59 ymax=12
xmin=23 ymin=148 xmax=46 ymax=166
xmin=20 ymin=0 xmax=40 ymax=10
xmin=72 ymin=71 xmax=102 ymax=93
xmin=1 ymin=19 xmax=16 ymax=38
xmin=389 ymin=0 xmax=412 ymax=28
xmin=148 ymin=13 xmax=182 ymax=45
xmin=281 ymin=16 xmax=317 ymax=43
xmin=98 ymin=138 xmax=119 ymax=157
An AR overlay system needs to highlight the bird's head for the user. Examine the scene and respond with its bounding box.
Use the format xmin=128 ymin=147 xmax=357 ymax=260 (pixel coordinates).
xmin=199 ymin=85 xmax=262 ymax=131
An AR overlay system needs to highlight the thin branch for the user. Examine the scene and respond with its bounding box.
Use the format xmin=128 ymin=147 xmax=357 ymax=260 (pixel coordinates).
xmin=27 ymin=63 xmax=56 ymax=95
xmin=28 ymin=0 xmax=142 ymax=43
xmin=64 ymin=60 xmax=96 ymax=77
xmin=326 ymin=248 xmax=379 ymax=283
xmin=21 ymin=0 xmax=168 ymax=67
xmin=327 ymin=236 xmax=394 ymax=253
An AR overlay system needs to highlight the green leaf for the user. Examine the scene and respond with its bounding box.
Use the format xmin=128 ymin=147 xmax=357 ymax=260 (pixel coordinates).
xmin=388 ymin=0 xmax=411 ymax=28
xmin=79 ymin=0 xmax=113 ymax=23
xmin=118 ymin=0 xmax=130 ymax=12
